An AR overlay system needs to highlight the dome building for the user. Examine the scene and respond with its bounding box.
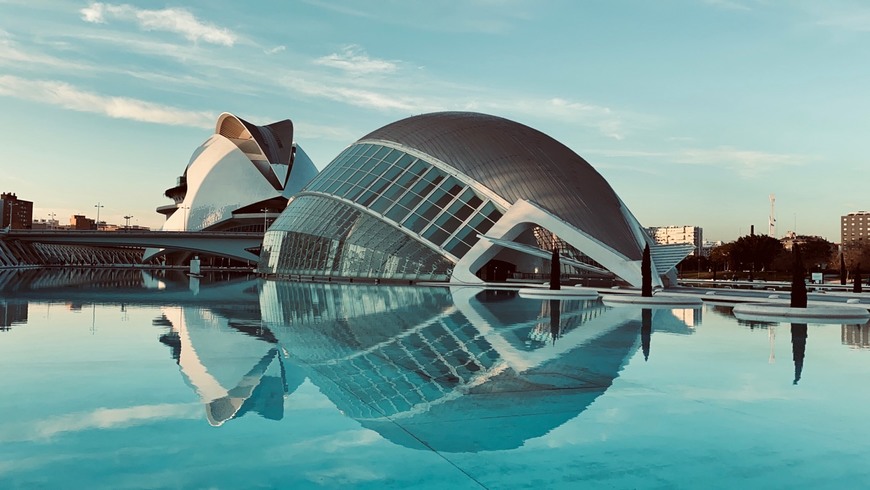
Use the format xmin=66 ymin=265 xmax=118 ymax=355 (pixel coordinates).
xmin=258 ymin=112 xmax=690 ymax=286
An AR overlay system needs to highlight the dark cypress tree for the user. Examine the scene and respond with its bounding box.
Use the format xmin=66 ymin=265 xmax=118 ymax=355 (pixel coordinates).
xmin=642 ymin=243 xmax=652 ymax=297
xmin=840 ymin=253 xmax=847 ymax=285
xmin=549 ymin=247 xmax=561 ymax=291
xmin=854 ymin=265 xmax=863 ymax=293
xmin=790 ymin=245 xmax=807 ymax=308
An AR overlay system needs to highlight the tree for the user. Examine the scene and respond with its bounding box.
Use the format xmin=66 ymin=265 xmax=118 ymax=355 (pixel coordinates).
xmin=731 ymin=235 xmax=783 ymax=273
xmin=798 ymin=236 xmax=836 ymax=270
xmin=790 ymin=245 xmax=807 ymax=308
xmin=709 ymin=242 xmax=734 ymax=272
xmin=854 ymin=265 xmax=863 ymax=294
xmin=843 ymin=241 xmax=870 ymax=272
xmin=642 ymin=243 xmax=652 ymax=297
xmin=840 ymin=253 xmax=847 ymax=285
xmin=549 ymin=247 xmax=561 ymax=290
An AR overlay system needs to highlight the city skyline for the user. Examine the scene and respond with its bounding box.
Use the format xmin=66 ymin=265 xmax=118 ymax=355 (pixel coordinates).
xmin=1 ymin=0 xmax=868 ymax=242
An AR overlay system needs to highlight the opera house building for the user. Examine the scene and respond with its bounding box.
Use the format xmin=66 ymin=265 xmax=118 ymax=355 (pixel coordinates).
xmin=258 ymin=112 xmax=690 ymax=287
xmin=146 ymin=113 xmax=318 ymax=264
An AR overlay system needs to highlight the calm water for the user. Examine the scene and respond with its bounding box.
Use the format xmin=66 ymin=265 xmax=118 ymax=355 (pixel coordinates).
xmin=1 ymin=269 xmax=869 ymax=489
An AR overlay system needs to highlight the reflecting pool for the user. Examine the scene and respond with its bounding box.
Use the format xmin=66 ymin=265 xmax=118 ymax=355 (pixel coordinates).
xmin=2 ymin=269 xmax=870 ymax=488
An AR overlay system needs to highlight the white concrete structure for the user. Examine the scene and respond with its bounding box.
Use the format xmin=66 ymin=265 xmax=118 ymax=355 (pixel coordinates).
xmin=146 ymin=113 xmax=318 ymax=263
xmin=156 ymin=113 xmax=318 ymax=233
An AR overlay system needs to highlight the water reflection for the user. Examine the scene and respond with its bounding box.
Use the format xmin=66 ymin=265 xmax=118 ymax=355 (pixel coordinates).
xmin=1 ymin=273 xmax=704 ymax=453
xmin=791 ymin=323 xmax=808 ymax=385
xmin=155 ymin=305 xmax=304 ymax=426
xmin=642 ymin=308 xmax=652 ymax=361
xmin=0 ymin=267 xmax=260 ymax=305
xmin=0 ymin=300 xmax=27 ymax=330
xmin=260 ymin=283 xmax=645 ymax=452
xmin=842 ymin=323 xmax=870 ymax=349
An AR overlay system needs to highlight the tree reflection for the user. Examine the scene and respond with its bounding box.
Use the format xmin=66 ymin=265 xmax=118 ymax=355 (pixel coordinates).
xmin=641 ymin=308 xmax=652 ymax=361
xmin=791 ymin=323 xmax=807 ymax=385
xmin=549 ymin=299 xmax=561 ymax=345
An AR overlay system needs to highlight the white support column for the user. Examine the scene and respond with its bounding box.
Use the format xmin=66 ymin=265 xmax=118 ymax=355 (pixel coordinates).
xmin=451 ymin=199 xmax=653 ymax=288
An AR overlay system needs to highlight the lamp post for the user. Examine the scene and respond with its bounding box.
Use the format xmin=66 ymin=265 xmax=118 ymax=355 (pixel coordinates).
xmin=94 ymin=202 xmax=104 ymax=231
xmin=124 ymin=215 xmax=133 ymax=229
xmin=261 ymin=208 xmax=269 ymax=233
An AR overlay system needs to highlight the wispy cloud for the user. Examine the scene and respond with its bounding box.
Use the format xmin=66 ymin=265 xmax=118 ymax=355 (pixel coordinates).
xmin=294 ymin=122 xmax=361 ymax=142
xmin=465 ymin=96 xmax=635 ymax=140
xmin=302 ymin=0 xmax=530 ymax=34
xmin=0 ymin=75 xmax=215 ymax=128
xmin=314 ymin=45 xmax=398 ymax=75
xmin=814 ymin=6 xmax=870 ymax=32
xmin=265 ymin=45 xmax=286 ymax=55
xmin=0 ymin=403 xmax=201 ymax=442
xmin=0 ymin=30 xmax=88 ymax=71
xmin=289 ymin=429 xmax=382 ymax=453
xmin=80 ymin=2 xmax=237 ymax=46
xmin=288 ymin=77 xmax=430 ymax=112
xmin=587 ymin=146 xmax=809 ymax=178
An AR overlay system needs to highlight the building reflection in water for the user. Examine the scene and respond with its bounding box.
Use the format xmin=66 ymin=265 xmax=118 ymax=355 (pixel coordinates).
xmin=259 ymin=283 xmax=697 ymax=452
xmin=155 ymin=305 xmax=305 ymax=426
xmin=791 ymin=323 xmax=808 ymax=385
xmin=842 ymin=323 xmax=870 ymax=349
xmin=6 ymin=271 xmax=700 ymax=451
xmin=0 ymin=300 xmax=28 ymax=331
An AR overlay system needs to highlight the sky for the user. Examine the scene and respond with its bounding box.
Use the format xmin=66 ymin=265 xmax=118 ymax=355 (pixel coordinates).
xmin=0 ymin=0 xmax=867 ymax=242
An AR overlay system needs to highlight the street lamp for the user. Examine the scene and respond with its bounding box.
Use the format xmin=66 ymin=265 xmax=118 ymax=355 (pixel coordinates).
xmin=261 ymin=208 xmax=269 ymax=233
xmin=124 ymin=215 xmax=133 ymax=229
xmin=94 ymin=202 xmax=104 ymax=231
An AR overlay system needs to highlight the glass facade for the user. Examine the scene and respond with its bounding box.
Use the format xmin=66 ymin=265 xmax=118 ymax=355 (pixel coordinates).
xmin=258 ymin=195 xmax=454 ymax=281
xmin=260 ymin=142 xmax=506 ymax=280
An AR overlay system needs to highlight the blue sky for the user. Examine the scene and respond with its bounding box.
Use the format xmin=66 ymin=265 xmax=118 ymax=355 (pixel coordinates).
xmin=0 ymin=0 xmax=867 ymax=241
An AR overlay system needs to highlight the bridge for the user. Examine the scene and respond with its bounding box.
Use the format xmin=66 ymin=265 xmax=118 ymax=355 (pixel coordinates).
xmin=0 ymin=229 xmax=264 ymax=266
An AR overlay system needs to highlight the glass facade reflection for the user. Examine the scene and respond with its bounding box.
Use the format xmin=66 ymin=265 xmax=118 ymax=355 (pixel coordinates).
xmin=259 ymin=141 xmax=503 ymax=280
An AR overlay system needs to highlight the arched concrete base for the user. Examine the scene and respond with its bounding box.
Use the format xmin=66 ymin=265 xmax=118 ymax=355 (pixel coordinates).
xmin=601 ymin=294 xmax=702 ymax=308
xmin=732 ymin=303 xmax=870 ymax=324
xmin=518 ymin=288 xmax=599 ymax=300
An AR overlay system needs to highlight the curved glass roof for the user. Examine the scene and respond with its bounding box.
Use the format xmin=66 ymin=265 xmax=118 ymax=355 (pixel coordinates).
xmin=360 ymin=112 xmax=642 ymax=260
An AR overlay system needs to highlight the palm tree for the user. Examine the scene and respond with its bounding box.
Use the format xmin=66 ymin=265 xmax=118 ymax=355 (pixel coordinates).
xmin=791 ymin=245 xmax=807 ymax=308
xmin=642 ymin=243 xmax=652 ymax=297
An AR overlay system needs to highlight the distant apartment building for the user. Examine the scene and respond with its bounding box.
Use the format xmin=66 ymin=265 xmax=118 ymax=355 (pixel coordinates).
xmin=1 ymin=192 xmax=33 ymax=229
xmin=70 ymin=214 xmax=96 ymax=230
xmin=842 ymin=211 xmax=870 ymax=245
xmin=701 ymin=240 xmax=723 ymax=257
xmin=648 ymin=225 xmax=703 ymax=256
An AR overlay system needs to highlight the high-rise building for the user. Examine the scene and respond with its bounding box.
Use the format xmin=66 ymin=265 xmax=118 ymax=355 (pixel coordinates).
xmin=0 ymin=192 xmax=33 ymax=230
xmin=647 ymin=225 xmax=703 ymax=256
xmin=841 ymin=211 xmax=870 ymax=245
